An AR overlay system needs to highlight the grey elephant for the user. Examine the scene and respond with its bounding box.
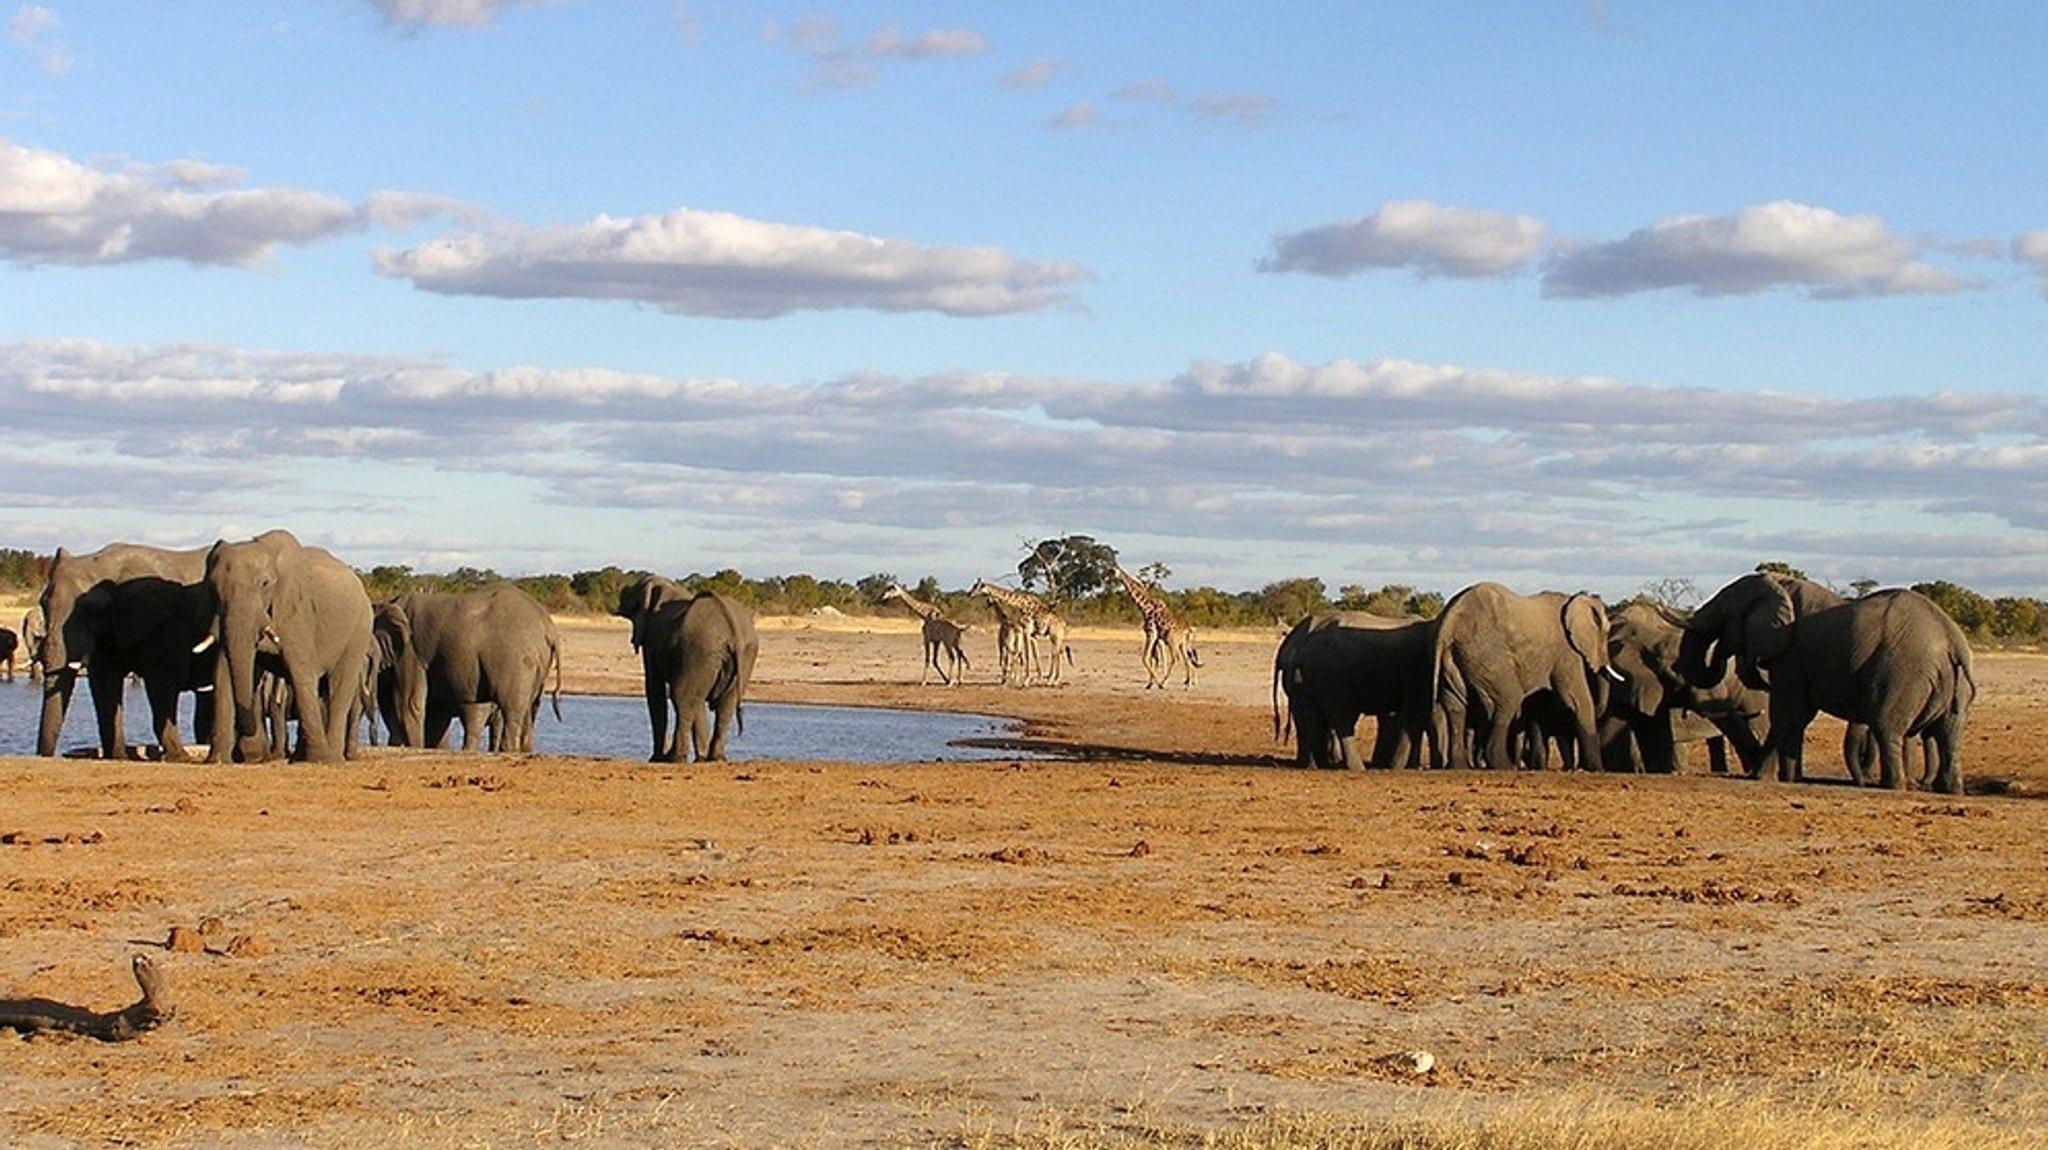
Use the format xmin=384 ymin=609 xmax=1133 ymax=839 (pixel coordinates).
xmin=614 ymin=575 xmax=758 ymax=763
xmin=1677 ymin=572 xmax=1973 ymax=793
xmin=1602 ymin=601 xmax=1768 ymax=775
xmin=373 ymin=583 xmax=563 ymax=753
xmin=36 ymin=542 xmax=218 ymax=760
xmin=205 ymin=530 xmax=374 ymax=764
xmin=1433 ymin=582 xmax=1618 ymax=772
xmin=19 ymin=605 xmax=44 ymax=681
xmin=1272 ymin=611 xmax=1434 ymax=769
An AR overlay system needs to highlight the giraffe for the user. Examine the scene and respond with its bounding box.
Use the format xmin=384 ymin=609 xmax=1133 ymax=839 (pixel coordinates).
xmin=970 ymin=580 xmax=1071 ymax=685
xmin=1113 ymin=566 xmax=1200 ymax=688
xmin=880 ymin=583 xmax=971 ymax=686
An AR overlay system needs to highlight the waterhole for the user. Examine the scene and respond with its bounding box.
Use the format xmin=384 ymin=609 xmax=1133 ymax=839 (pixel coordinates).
xmin=0 ymin=679 xmax=1035 ymax=763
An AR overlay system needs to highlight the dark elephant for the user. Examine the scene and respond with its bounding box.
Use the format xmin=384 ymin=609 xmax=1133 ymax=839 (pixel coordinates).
xmin=1602 ymin=601 xmax=1768 ymax=775
xmin=373 ymin=583 xmax=562 ymax=753
xmin=206 ymin=530 xmax=374 ymax=764
xmin=614 ymin=575 xmax=758 ymax=763
xmin=36 ymin=543 xmax=217 ymax=760
xmin=1272 ymin=611 xmax=1434 ymax=769
xmin=1433 ymin=582 xmax=1619 ymax=772
xmin=1677 ymin=573 xmax=1973 ymax=794
xmin=0 ymin=626 xmax=15 ymax=681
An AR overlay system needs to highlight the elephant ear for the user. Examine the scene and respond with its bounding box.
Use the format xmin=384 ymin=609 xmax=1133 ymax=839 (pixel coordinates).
xmin=614 ymin=578 xmax=651 ymax=650
xmin=1561 ymin=593 xmax=1612 ymax=675
xmin=372 ymin=602 xmax=411 ymax=666
xmin=1742 ymin=576 xmax=1799 ymax=668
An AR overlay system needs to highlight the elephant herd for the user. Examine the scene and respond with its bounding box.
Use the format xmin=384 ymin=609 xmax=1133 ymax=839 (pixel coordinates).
xmin=29 ymin=533 xmax=758 ymax=766
xmin=1273 ymin=573 xmax=1976 ymax=795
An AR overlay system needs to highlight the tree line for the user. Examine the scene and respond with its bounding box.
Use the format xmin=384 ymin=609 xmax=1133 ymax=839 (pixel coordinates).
xmin=1 ymin=542 xmax=2043 ymax=646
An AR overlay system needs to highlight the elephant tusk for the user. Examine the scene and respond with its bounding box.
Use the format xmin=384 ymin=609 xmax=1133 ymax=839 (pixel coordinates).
xmin=65 ymin=660 xmax=84 ymax=673
xmin=1603 ymin=666 xmax=1627 ymax=683
xmin=192 ymin=634 xmax=217 ymax=655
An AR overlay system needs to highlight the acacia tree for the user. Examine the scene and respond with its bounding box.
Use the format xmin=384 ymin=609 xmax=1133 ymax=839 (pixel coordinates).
xmin=1017 ymin=535 xmax=1119 ymax=603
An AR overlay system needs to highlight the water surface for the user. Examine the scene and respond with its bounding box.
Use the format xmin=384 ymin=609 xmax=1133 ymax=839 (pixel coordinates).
xmin=0 ymin=679 xmax=1034 ymax=763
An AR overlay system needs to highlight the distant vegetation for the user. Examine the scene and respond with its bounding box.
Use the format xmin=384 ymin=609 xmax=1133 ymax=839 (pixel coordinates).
xmin=0 ymin=543 xmax=2042 ymax=645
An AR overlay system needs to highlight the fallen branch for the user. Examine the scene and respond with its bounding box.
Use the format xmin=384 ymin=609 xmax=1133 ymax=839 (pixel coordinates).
xmin=0 ymin=954 xmax=174 ymax=1042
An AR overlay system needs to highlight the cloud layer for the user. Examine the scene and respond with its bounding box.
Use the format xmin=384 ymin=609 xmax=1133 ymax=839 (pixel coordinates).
xmin=3 ymin=339 xmax=2041 ymax=593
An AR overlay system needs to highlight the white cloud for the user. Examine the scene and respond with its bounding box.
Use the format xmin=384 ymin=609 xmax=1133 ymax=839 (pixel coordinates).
xmin=368 ymin=0 xmax=544 ymax=29
xmin=1543 ymin=200 xmax=1968 ymax=299
xmin=8 ymin=4 xmax=69 ymax=75
xmin=867 ymin=26 xmax=987 ymax=59
xmin=1260 ymin=200 xmax=1549 ymax=280
xmin=2014 ymin=230 xmax=2048 ymax=297
xmin=2 ymin=340 xmax=2042 ymax=594
xmin=1049 ymin=101 xmax=1100 ymax=130
xmin=770 ymin=17 xmax=991 ymax=91
xmin=1191 ymin=92 xmax=1279 ymax=128
xmin=1002 ymin=58 xmax=1061 ymax=89
xmin=373 ymin=208 xmax=1090 ymax=318
xmin=0 ymin=140 xmax=364 ymax=267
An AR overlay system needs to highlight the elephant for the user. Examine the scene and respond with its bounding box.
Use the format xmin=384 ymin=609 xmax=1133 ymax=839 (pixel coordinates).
xmin=1601 ymin=601 xmax=1768 ymax=775
xmin=0 ymin=626 xmax=15 ymax=681
xmin=36 ymin=542 xmax=218 ymax=760
xmin=205 ymin=530 xmax=374 ymax=764
xmin=1271 ymin=611 xmax=1434 ymax=769
xmin=372 ymin=583 xmax=563 ymax=753
xmin=19 ymin=605 xmax=43 ymax=681
xmin=614 ymin=575 xmax=758 ymax=763
xmin=1677 ymin=572 xmax=1974 ymax=794
xmin=1432 ymin=582 xmax=1619 ymax=772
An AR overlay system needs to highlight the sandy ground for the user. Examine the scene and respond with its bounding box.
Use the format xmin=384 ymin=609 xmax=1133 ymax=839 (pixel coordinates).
xmin=4 ymin=614 xmax=2048 ymax=1146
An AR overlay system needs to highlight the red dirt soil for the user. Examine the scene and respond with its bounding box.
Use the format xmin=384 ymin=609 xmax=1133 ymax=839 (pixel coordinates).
xmin=4 ymin=615 xmax=2046 ymax=1146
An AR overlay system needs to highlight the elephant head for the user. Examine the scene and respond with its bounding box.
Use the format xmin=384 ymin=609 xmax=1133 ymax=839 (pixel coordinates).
xmin=614 ymin=574 xmax=689 ymax=652
xmin=38 ymin=547 xmax=119 ymax=676
xmin=1679 ymin=572 xmax=1816 ymax=691
xmin=1605 ymin=602 xmax=1680 ymax=719
xmin=1560 ymin=592 xmax=1619 ymax=682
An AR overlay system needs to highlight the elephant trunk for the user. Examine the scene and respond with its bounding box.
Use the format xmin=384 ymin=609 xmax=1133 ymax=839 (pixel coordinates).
xmin=220 ymin=602 xmax=267 ymax=747
xmin=35 ymin=671 xmax=74 ymax=756
xmin=1674 ymin=624 xmax=1725 ymax=689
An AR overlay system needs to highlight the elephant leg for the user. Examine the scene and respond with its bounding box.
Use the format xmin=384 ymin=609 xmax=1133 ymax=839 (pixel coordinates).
xmin=88 ymin=666 xmax=129 ymax=760
xmin=1705 ymin=735 xmax=1729 ymax=775
xmin=706 ymin=696 xmax=737 ymax=761
xmin=1635 ymin=715 xmax=1675 ymax=774
xmin=1926 ymin=722 xmax=1963 ymax=795
xmin=1766 ymin=699 xmax=1813 ymax=784
xmin=662 ymin=682 xmax=696 ymax=763
xmin=1841 ymin=724 xmax=1875 ymax=786
xmin=420 ymin=704 xmax=450 ymax=750
xmin=1292 ymin=711 xmax=1327 ymax=767
xmin=642 ymin=673 xmax=671 ymax=760
xmin=1871 ymin=724 xmax=1908 ymax=790
xmin=283 ymin=659 xmax=338 ymax=763
xmin=142 ymin=674 xmax=188 ymax=762
xmin=458 ymin=703 xmax=489 ymax=752
xmin=1366 ymin=715 xmax=1406 ymax=770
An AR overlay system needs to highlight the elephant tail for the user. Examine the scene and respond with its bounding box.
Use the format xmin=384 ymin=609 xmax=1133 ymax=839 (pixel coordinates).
xmin=1271 ymin=661 xmax=1292 ymax=743
xmin=548 ymin=639 xmax=564 ymax=723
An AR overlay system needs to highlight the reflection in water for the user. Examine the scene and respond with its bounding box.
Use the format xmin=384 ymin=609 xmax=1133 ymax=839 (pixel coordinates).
xmin=0 ymin=680 xmax=1034 ymax=763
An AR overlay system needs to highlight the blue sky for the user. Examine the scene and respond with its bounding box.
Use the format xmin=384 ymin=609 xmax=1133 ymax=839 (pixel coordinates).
xmin=3 ymin=2 xmax=2046 ymax=600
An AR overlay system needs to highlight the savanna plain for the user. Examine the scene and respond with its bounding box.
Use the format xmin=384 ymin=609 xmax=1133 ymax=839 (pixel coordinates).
xmin=4 ymin=612 xmax=2048 ymax=1148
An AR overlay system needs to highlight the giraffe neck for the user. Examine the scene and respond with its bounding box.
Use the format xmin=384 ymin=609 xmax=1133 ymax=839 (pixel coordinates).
xmin=1117 ymin=569 xmax=1178 ymax=629
xmin=889 ymin=585 xmax=944 ymax=621
xmin=981 ymin=584 xmax=1046 ymax=618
